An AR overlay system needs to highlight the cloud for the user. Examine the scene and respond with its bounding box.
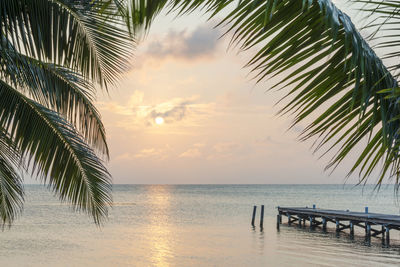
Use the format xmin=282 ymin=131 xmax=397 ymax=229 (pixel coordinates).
xmin=143 ymin=24 xmax=221 ymax=61
xmin=179 ymin=148 xmax=202 ymax=158
xmin=99 ymin=91 xmax=215 ymax=129
xmin=213 ymin=142 xmax=240 ymax=154
xmin=147 ymin=98 xmax=194 ymax=124
xmin=179 ymin=143 xmax=205 ymax=158
xmin=116 ymin=145 xmax=172 ymax=161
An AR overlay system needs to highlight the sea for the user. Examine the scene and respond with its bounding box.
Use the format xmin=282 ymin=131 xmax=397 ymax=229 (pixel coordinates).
xmin=1 ymin=184 xmax=400 ymax=266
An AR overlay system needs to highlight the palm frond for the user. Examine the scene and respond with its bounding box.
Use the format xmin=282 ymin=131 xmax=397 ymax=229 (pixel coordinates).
xmin=119 ymin=0 xmax=232 ymax=34
xmin=355 ymin=0 xmax=400 ymax=78
xmin=0 ymin=0 xmax=133 ymax=87
xmin=0 ymin=131 xmax=23 ymax=228
xmin=0 ymin=40 xmax=108 ymax=156
xmin=129 ymin=0 xmax=400 ymax=185
xmin=218 ymin=0 xmax=400 ymax=184
xmin=0 ymin=79 xmax=111 ymax=224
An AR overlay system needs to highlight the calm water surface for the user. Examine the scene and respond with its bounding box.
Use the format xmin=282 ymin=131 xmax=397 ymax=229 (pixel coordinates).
xmin=1 ymin=184 xmax=400 ymax=266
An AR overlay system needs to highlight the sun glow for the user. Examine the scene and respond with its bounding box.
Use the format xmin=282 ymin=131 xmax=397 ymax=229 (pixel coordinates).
xmin=155 ymin=117 xmax=164 ymax=125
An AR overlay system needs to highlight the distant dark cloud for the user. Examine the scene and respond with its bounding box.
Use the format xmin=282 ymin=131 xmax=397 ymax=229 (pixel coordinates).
xmin=148 ymin=99 xmax=193 ymax=124
xmin=145 ymin=25 xmax=221 ymax=60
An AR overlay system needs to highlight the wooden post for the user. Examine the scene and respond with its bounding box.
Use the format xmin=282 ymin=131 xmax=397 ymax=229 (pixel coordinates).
xmin=260 ymin=205 xmax=264 ymax=228
xmin=381 ymin=225 xmax=385 ymax=244
xmin=251 ymin=206 xmax=257 ymax=226
xmin=336 ymin=220 xmax=340 ymax=232
xmin=350 ymin=221 xmax=354 ymax=236
xmin=309 ymin=216 xmax=313 ymax=228
xmin=386 ymin=227 xmax=390 ymax=246
xmin=322 ymin=217 xmax=327 ymax=231
xmin=366 ymin=223 xmax=371 ymax=238
xmin=277 ymin=214 xmax=280 ymax=230
xmin=288 ymin=213 xmax=291 ymax=225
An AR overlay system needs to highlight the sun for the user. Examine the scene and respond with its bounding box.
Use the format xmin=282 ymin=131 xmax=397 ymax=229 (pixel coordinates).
xmin=155 ymin=117 xmax=164 ymax=125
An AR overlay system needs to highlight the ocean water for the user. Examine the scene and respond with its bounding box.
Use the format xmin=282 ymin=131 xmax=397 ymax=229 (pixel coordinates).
xmin=1 ymin=184 xmax=400 ymax=266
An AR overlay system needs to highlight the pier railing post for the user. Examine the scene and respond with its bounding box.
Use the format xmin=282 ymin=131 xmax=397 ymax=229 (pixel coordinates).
xmin=251 ymin=206 xmax=257 ymax=226
xmin=260 ymin=205 xmax=264 ymax=228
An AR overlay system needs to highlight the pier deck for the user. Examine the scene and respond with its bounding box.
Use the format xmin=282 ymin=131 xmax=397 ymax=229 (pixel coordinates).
xmin=276 ymin=206 xmax=400 ymax=245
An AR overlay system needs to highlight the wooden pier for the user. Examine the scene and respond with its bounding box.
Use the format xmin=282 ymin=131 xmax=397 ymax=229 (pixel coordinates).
xmin=277 ymin=206 xmax=400 ymax=246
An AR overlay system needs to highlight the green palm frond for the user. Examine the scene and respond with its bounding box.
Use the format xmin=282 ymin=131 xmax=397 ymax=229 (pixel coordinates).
xmin=0 ymin=0 xmax=131 ymax=225
xmin=0 ymin=41 xmax=108 ymax=156
xmin=119 ymin=0 xmax=232 ymax=34
xmin=356 ymin=1 xmax=400 ymax=77
xmin=0 ymin=131 xmax=24 ymax=228
xmin=216 ymin=0 xmax=400 ymax=185
xmin=0 ymin=0 xmax=133 ymax=87
xmin=129 ymin=0 xmax=400 ymax=185
xmin=0 ymin=79 xmax=111 ymax=224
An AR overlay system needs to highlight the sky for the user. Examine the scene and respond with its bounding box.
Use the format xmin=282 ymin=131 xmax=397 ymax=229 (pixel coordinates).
xmin=86 ymin=0 xmax=385 ymax=185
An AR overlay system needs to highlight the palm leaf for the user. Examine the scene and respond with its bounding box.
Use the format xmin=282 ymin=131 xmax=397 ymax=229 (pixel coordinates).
xmin=0 ymin=79 xmax=112 ymax=224
xmin=0 ymin=40 xmax=108 ymax=156
xmin=0 ymin=131 xmax=24 ymax=228
xmin=355 ymin=0 xmax=400 ymax=78
xmin=129 ymin=0 xmax=400 ymax=185
xmin=0 ymin=0 xmax=133 ymax=87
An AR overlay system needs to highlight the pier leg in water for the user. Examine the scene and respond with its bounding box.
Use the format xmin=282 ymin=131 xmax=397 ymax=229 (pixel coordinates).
xmin=386 ymin=227 xmax=390 ymax=247
xmin=350 ymin=221 xmax=354 ymax=238
xmin=251 ymin=206 xmax=257 ymax=226
xmin=260 ymin=205 xmax=264 ymax=229
xmin=366 ymin=223 xmax=371 ymax=245
xmin=336 ymin=220 xmax=339 ymax=232
xmin=309 ymin=216 xmax=313 ymax=229
xmin=322 ymin=217 xmax=327 ymax=232
xmin=381 ymin=225 xmax=385 ymax=245
xmin=288 ymin=214 xmax=291 ymax=225
xmin=277 ymin=214 xmax=281 ymax=230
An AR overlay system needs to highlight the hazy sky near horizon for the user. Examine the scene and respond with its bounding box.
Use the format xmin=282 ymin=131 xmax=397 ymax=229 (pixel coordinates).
xmin=78 ymin=0 xmax=387 ymax=185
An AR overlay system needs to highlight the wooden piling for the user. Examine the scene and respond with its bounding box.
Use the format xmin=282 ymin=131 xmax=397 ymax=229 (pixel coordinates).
xmin=322 ymin=217 xmax=327 ymax=231
xmin=260 ymin=205 xmax=264 ymax=228
xmin=277 ymin=214 xmax=280 ymax=229
xmin=251 ymin=206 xmax=257 ymax=226
xmin=350 ymin=221 xmax=354 ymax=236
xmin=336 ymin=220 xmax=340 ymax=232
xmin=366 ymin=223 xmax=371 ymax=238
xmin=386 ymin=227 xmax=390 ymax=246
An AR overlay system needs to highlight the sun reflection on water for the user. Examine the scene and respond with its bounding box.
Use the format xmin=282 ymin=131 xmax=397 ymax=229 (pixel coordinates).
xmin=146 ymin=185 xmax=174 ymax=267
